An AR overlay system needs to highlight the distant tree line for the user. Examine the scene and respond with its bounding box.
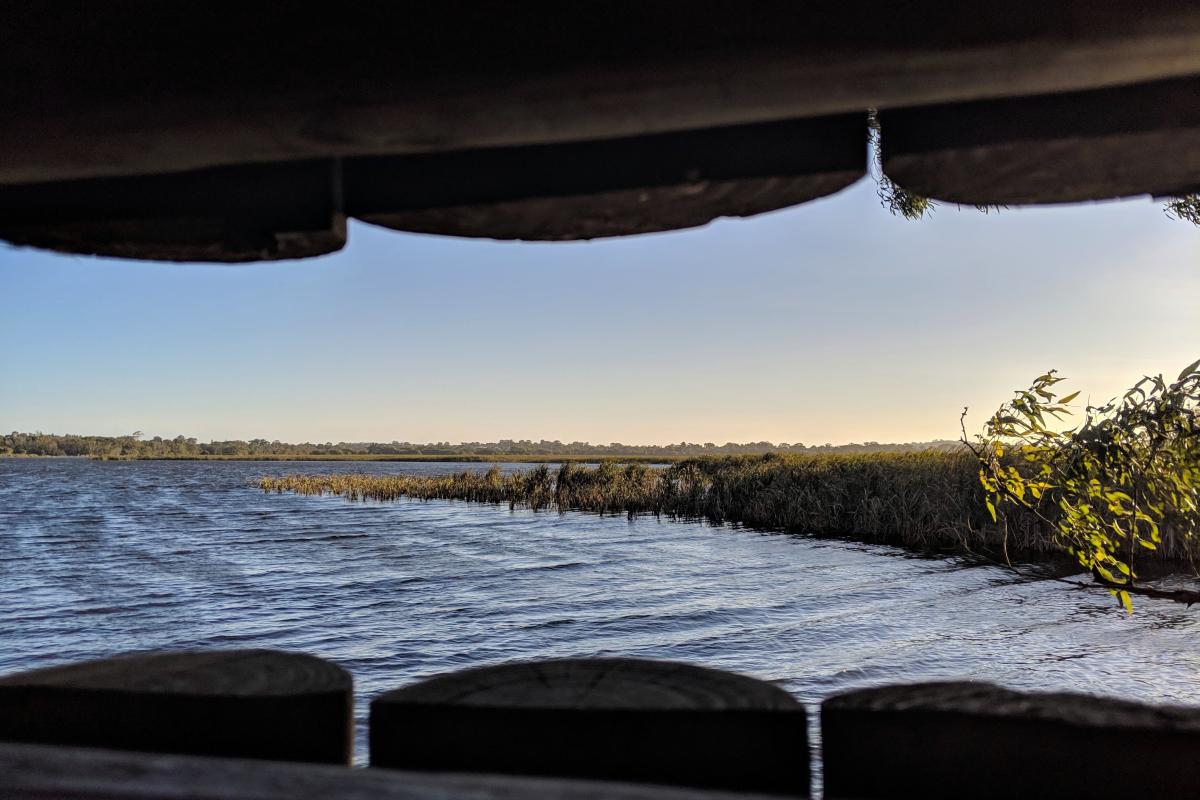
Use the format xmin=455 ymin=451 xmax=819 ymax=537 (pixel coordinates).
xmin=0 ymin=431 xmax=959 ymax=459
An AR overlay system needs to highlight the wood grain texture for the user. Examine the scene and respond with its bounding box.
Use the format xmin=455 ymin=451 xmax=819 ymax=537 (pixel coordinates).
xmin=0 ymin=650 xmax=353 ymax=764
xmin=4 ymin=2 xmax=1200 ymax=184
xmin=880 ymin=76 xmax=1200 ymax=205
xmin=822 ymin=681 xmax=1200 ymax=799
xmin=0 ymin=741 xmax=781 ymax=800
xmin=371 ymin=659 xmax=808 ymax=796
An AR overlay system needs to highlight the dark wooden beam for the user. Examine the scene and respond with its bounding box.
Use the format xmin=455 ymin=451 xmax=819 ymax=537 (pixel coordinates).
xmin=880 ymin=76 xmax=1200 ymax=205
xmin=0 ymin=161 xmax=345 ymax=262
xmin=822 ymin=681 xmax=1200 ymax=799
xmin=0 ymin=115 xmax=863 ymax=257
xmin=4 ymin=2 xmax=1200 ymax=185
xmin=350 ymin=114 xmax=865 ymax=240
xmin=0 ymin=741 xmax=773 ymax=800
xmin=0 ymin=650 xmax=353 ymax=764
xmin=370 ymin=658 xmax=809 ymax=796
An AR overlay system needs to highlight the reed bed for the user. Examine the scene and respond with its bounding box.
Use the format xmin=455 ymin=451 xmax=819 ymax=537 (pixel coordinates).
xmin=259 ymin=453 xmax=1194 ymax=563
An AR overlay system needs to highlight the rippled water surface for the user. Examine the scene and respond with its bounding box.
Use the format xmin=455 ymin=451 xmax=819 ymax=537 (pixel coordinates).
xmin=3 ymin=459 xmax=1199 ymax=762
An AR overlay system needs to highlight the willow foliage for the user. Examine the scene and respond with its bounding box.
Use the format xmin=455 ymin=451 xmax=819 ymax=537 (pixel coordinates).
xmin=966 ymin=359 xmax=1200 ymax=610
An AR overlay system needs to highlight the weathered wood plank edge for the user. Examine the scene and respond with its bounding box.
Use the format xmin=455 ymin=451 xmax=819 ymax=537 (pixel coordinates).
xmin=6 ymin=3 xmax=1200 ymax=184
xmin=880 ymin=76 xmax=1200 ymax=205
xmin=0 ymin=742 xmax=784 ymax=800
xmin=369 ymin=658 xmax=809 ymax=796
xmin=820 ymin=681 xmax=1200 ymax=799
xmin=0 ymin=650 xmax=354 ymax=764
xmin=0 ymin=115 xmax=864 ymax=256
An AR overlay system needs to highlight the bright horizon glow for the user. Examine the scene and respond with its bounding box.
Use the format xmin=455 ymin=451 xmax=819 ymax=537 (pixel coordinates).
xmin=2 ymin=177 xmax=1197 ymax=446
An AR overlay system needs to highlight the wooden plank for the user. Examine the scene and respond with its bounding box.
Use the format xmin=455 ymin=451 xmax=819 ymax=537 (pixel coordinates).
xmin=5 ymin=2 xmax=1200 ymax=184
xmin=0 ymin=741 xmax=780 ymax=800
xmin=821 ymin=681 xmax=1200 ymax=799
xmin=0 ymin=650 xmax=353 ymax=764
xmin=349 ymin=115 xmax=865 ymax=240
xmin=879 ymin=76 xmax=1200 ymax=205
xmin=0 ymin=115 xmax=861 ymax=256
xmin=370 ymin=658 xmax=809 ymax=796
xmin=0 ymin=160 xmax=346 ymax=262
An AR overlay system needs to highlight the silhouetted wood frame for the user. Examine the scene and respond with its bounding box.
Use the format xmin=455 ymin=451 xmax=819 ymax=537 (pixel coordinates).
xmin=821 ymin=681 xmax=1200 ymax=800
xmin=0 ymin=650 xmax=353 ymax=764
xmin=880 ymin=76 xmax=1200 ymax=205
xmin=6 ymin=2 xmax=1200 ymax=185
xmin=352 ymin=114 xmax=864 ymax=240
xmin=7 ymin=3 xmax=1200 ymax=257
xmin=370 ymin=658 xmax=810 ymax=796
xmin=0 ymin=161 xmax=346 ymax=262
xmin=0 ymin=741 xmax=771 ymax=800
xmin=0 ymin=115 xmax=864 ymax=259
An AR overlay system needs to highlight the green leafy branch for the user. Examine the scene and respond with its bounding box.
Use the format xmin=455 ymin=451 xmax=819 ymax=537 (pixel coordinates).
xmin=961 ymin=359 xmax=1200 ymax=611
xmin=867 ymin=109 xmax=932 ymax=221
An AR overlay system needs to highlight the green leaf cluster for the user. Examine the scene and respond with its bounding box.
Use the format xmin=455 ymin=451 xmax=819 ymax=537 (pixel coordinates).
xmin=966 ymin=359 xmax=1200 ymax=611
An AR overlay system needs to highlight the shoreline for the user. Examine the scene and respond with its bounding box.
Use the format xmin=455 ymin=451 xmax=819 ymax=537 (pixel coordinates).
xmin=257 ymin=455 xmax=1200 ymax=571
xmin=1 ymin=453 xmax=677 ymax=464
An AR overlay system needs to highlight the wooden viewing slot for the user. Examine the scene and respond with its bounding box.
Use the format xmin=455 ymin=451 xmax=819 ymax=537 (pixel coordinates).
xmin=0 ymin=649 xmax=353 ymax=764
xmin=821 ymin=681 xmax=1200 ymax=799
xmin=0 ymin=741 xmax=778 ymax=800
xmin=370 ymin=658 xmax=809 ymax=796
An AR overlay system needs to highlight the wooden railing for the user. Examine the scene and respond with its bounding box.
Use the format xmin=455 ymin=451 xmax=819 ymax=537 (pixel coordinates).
xmin=2 ymin=650 xmax=1200 ymax=798
xmin=0 ymin=649 xmax=352 ymax=764
xmin=369 ymin=658 xmax=808 ymax=795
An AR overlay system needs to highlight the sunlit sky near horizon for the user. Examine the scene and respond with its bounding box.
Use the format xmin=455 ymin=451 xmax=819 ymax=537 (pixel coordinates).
xmin=2 ymin=177 xmax=1197 ymax=446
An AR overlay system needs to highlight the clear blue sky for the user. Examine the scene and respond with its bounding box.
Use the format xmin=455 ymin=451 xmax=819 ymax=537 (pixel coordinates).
xmin=2 ymin=177 xmax=1197 ymax=445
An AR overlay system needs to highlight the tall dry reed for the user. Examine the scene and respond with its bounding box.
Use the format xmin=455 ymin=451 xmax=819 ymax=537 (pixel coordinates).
xmin=259 ymin=452 xmax=1194 ymax=563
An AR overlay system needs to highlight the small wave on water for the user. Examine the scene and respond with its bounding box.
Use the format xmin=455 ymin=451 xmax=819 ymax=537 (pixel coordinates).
xmin=2 ymin=457 xmax=1200 ymax=764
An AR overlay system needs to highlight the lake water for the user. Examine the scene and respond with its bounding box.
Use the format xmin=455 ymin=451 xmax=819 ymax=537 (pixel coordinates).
xmin=3 ymin=458 xmax=1199 ymax=768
